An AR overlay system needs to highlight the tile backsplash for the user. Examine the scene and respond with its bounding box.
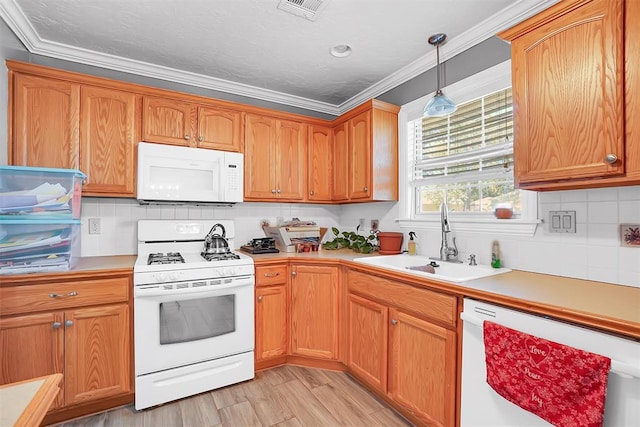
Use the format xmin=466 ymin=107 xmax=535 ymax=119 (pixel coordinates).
xmin=80 ymin=185 xmax=640 ymax=288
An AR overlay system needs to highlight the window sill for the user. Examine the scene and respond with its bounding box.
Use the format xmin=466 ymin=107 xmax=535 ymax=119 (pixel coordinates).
xmin=396 ymin=217 xmax=540 ymax=237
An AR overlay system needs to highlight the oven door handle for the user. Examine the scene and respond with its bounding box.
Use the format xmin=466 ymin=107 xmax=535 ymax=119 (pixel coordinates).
xmin=135 ymin=280 xmax=253 ymax=297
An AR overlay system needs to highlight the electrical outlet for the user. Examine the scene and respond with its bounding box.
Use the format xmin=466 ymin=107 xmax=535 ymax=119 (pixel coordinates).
xmin=359 ymin=218 xmax=365 ymax=231
xmin=88 ymin=218 xmax=101 ymax=235
xmin=371 ymin=219 xmax=379 ymax=231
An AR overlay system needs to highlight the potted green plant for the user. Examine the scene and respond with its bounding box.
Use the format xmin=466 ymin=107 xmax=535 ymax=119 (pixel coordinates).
xmin=322 ymin=226 xmax=378 ymax=254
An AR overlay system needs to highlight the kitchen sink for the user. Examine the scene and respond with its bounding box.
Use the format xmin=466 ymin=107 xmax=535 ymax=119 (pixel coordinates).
xmin=352 ymin=254 xmax=511 ymax=283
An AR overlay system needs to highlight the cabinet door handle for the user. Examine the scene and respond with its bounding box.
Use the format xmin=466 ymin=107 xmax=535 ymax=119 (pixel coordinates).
xmin=198 ymin=136 xmax=204 ymax=142
xmin=257 ymin=296 xmax=263 ymax=302
xmin=264 ymin=272 xmax=280 ymax=277
xmin=184 ymin=134 xmax=191 ymax=140
xmin=52 ymin=322 xmax=61 ymax=329
xmin=390 ymin=319 xmax=398 ymax=325
xmin=50 ymin=291 xmax=78 ymax=298
xmin=605 ymin=153 xmax=618 ymax=164
xmin=65 ymin=320 xmax=73 ymax=328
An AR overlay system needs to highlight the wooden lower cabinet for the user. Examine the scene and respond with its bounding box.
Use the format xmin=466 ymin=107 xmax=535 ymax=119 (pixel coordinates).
xmin=255 ymin=263 xmax=289 ymax=369
xmin=290 ymin=264 xmax=340 ymax=360
xmin=0 ymin=312 xmax=65 ymax=409
xmin=255 ymin=285 xmax=289 ymax=362
xmin=347 ymin=269 xmax=458 ymax=427
xmin=0 ymin=274 xmax=132 ymax=421
xmin=64 ymin=304 xmax=130 ymax=405
xmin=347 ymin=293 xmax=388 ymax=393
xmin=388 ymin=309 xmax=456 ymax=427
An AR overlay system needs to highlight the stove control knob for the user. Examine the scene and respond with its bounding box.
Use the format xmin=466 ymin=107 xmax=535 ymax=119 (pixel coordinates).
xmin=226 ymin=268 xmax=236 ymax=276
xmin=154 ymin=273 xmax=165 ymax=282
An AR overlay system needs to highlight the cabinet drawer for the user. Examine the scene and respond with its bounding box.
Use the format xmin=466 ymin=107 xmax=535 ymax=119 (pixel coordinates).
xmin=0 ymin=277 xmax=130 ymax=316
xmin=347 ymin=270 xmax=457 ymax=327
xmin=255 ymin=265 xmax=288 ymax=286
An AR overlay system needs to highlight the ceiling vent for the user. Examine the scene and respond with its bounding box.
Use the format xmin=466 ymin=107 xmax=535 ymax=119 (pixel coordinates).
xmin=277 ymin=0 xmax=329 ymax=21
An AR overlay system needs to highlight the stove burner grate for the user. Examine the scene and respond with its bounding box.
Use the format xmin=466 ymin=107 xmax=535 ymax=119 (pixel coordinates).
xmin=201 ymin=252 xmax=241 ymax=262
xmin=147 ymin=252 xmax=185 ymax=265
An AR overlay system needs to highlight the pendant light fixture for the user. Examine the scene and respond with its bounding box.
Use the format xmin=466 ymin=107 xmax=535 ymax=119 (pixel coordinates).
xmin=424 ymin=33 xmax=457 ymax=117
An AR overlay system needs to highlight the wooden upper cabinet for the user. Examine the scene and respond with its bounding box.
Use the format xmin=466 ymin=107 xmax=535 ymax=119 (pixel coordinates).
xmin=276 ymin=119 xmax=306 ymax=200
xmin=142 ymin=96 xmax=194 ymax=146
xmin=197 ymin=106 xmax=244 ymax=152
xmin=624 ymin=0 xmax=640 ymax=185
xmin=499 ymin=0 xmax=632 ymax=189
xmin=307 ymin=125 xmax=332 ymax=202
xmin=142 ymin=96 xmax=243 ymax=152
xmin=244 ymin=113 xmax=306 ymax=201
xmin=332 ymin=122 xmax=349 ymax=201
xmin=12 ymin=74 xmax=80 ymax=169
xmin=331 ymin=100 xmax=399 ymax=202
xmin=80 ymin=86 xmax=138 ymax=196
xmin=349 ymin=110 xmax=372 ymax=200
xmin=244 ymin=114 xmax=277 ymax=199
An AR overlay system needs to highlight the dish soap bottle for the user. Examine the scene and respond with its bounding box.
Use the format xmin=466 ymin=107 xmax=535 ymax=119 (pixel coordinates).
xmin=408 ymin=232 xmax=417 ymax=255
xmin=491 ymin=240 xmax=501 ymax=268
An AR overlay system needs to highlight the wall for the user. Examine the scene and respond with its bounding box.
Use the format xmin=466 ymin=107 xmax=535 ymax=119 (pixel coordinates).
xmin=340 ymin=187 xmax=640 ymax=288
xmin=0 ymin=18 xmax=29 ymax=165
xmin=80 ymin=198 xmax=341 ymax=256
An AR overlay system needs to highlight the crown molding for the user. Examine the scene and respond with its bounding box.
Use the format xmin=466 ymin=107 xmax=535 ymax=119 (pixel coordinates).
xmin=1 ymin=0 xmax=558 ymax=116
xmin=337 ymin=0 xmax=559 ymax=114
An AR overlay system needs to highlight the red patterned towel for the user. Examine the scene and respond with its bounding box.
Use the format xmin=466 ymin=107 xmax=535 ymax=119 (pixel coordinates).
xmin=483 ymin=320 xmax=611 ymax=427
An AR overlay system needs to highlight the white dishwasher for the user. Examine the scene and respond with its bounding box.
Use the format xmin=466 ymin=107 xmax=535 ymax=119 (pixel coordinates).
xmin=460 ymin=298 xmax=640 ymax=427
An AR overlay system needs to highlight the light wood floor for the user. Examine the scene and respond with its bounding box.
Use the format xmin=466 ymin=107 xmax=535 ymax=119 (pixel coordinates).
xmin=53 ymin=366 xmax=412 ymax=427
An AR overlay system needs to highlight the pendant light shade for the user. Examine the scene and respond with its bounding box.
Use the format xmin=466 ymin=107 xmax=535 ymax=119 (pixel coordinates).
xmin=424 ymin=33 xmax=457 ymax=117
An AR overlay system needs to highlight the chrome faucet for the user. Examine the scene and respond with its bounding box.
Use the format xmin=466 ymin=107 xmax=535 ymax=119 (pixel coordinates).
xmin=430 ymin=202 xmax=462 ymax=263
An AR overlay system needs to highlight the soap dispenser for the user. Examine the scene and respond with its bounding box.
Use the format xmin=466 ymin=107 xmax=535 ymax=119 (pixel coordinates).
xmin=491 ymin=240 xmax=501 ymax=268
xmin=408 ymin=232 xmax=417 ymax=255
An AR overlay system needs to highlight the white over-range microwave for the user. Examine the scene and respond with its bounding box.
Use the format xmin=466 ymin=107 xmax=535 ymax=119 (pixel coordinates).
xmin=137 ymin=142 xmax=244 ymax=205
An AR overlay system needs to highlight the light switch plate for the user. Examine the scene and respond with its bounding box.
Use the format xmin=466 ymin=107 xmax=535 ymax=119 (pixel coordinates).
xmin=549 ymin=210 xmax=576 ymax=233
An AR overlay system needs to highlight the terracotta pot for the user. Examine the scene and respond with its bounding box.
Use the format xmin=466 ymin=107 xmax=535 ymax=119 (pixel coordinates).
xmin=377 ymin=232 xmax=403 ymax=255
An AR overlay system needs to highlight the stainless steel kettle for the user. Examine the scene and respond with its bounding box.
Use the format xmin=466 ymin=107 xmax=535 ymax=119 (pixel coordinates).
xmin=202 ymin=223 xmax=230 ymax=254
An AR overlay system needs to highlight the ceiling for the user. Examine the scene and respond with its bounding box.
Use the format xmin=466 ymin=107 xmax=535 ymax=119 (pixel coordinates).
xmin=0 ymin=0 xmax=557 ymax=115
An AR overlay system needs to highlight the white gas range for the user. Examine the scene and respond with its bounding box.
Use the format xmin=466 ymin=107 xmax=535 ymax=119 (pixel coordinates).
xmin=133 ymin=219 xmax=255 ymax=410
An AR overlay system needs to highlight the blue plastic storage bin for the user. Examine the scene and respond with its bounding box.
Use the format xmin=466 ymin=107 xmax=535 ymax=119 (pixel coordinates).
xmin=0 ymin=219 xmax=81 ymax=274
xmin=0 ymin=165 xmax=86 ymax=220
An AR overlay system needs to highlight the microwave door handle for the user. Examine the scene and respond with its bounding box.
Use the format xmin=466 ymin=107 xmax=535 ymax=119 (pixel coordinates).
xmin=135 ymin=278 xmax=253 ymax=297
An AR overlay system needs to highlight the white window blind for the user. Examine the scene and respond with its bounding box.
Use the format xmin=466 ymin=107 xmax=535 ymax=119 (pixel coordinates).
xmin=409 ymin=88 xmax=518 ymax=214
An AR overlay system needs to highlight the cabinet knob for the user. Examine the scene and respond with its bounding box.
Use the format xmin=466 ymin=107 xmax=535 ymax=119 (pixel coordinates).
xmin=276 ymin=189 xmax=282 ymax=194
xmin=605 ymin=153 xmax=618 ymax=164
xmin=309 ymin=191 xmax=315 ymax=196
xmin=257 ymin=296 xmax=263 ymax=302
xmin=198 ymin=136 xmax=204 ymax=142
xmin=264 ymin=272 xmax=279 ymax=278
xmin=65 ymin=320 xmax=73 ymax=327
xmin=184 ymin=134 xmax=191 ymax=140
xmin=52 ymin=322 xmax=61 ymax=329
xmin=291 ymin=271 xmax=297 ymax=277
xmin=271 ymin=189 xmax=277 ymax=194
xmin=391 ymin=319 xmax=398 ymax=325
xmin=363 ymin=186 xmax=368 ymax=192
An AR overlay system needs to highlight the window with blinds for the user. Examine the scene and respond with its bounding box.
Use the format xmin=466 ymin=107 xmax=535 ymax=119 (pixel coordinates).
xmin=408 ymin=88 xmax=519 ymax=215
